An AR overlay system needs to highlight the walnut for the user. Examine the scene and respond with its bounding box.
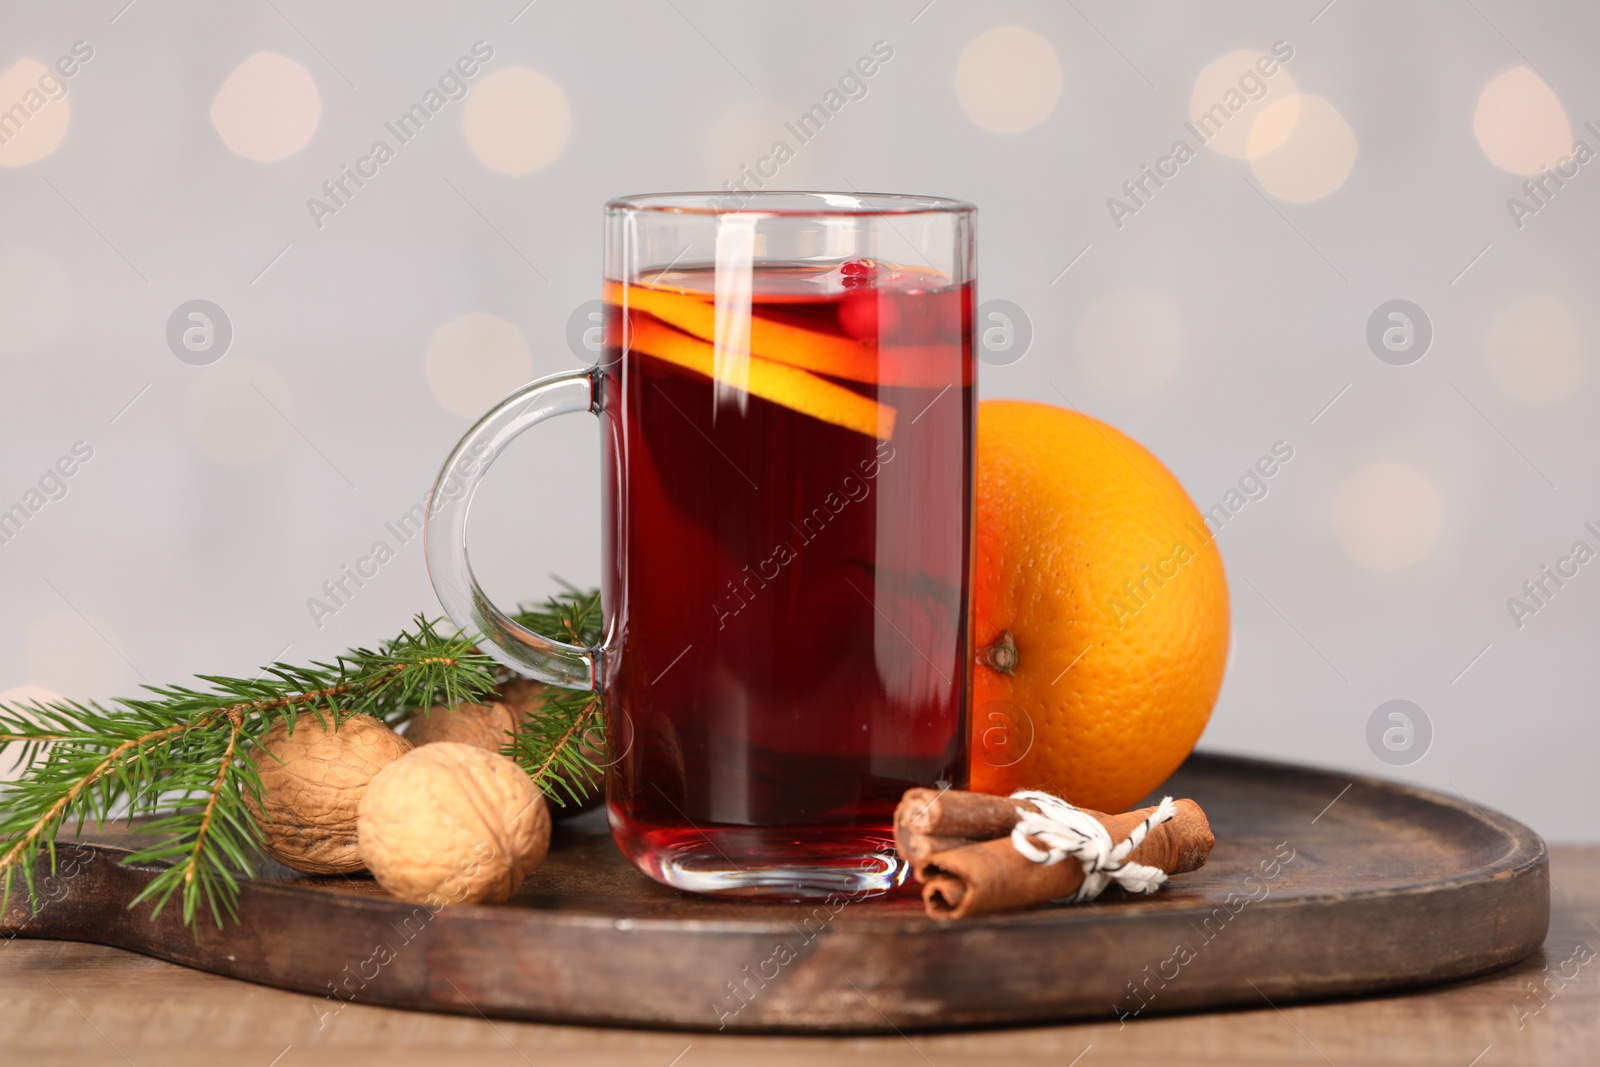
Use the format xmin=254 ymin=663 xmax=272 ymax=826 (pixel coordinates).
xmin=402 ymin=700 xmax=516 ymax=752
xmin=246 ymin=713 xmax=411 ymax=875
xmin=495 ymin=677 xmax=549 ymax=722
xmin=356 ymin=742 xmax=551 ymax=906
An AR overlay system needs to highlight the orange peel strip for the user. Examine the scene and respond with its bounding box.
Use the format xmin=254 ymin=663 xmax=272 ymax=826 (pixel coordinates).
xmin=627 ymin=313 xmax=895 ymax=440
xmin=607 ymin=281 xmax=882 ymax=383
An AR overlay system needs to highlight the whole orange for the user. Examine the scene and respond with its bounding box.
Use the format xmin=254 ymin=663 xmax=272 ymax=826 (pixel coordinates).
xmin=970 ymin=400 xmax=1229 ymax=812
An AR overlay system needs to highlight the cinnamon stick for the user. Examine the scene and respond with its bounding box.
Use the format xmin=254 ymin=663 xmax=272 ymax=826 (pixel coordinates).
xmin=914 ymin=798 xmax=1214 ymax=921
xmin=896 ymin=787 xmax=1044 ymax=839
xmin=894 ymin=788 xmax=1112 ymax=878
xmin=894 ymin=828 xmax=980 ymax=863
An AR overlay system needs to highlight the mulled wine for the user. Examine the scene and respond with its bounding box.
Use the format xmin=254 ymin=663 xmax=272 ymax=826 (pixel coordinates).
xmin=599 ymin=259 xmax=974 ymax=897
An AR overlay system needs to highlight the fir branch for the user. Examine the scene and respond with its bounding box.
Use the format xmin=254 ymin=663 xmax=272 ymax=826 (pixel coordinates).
xmin=0 ymin=612 xmax=503 ymax=929
xmin=184 ymin=709 xmax=242 ymax=886
xmin=528 ymin=699 xmax=601 ymax=784
xmin=0 ymin=719 xmax=193 ymax=882
xmin=504 ymin=584 xmax=609 ymax=807
xmin=506 ymin=691 xmax=605 ymax=807
xmin=0 ymin=589 xmax=606 ymax=933
xmin=510 ymin=580 xmax=602 ymax=649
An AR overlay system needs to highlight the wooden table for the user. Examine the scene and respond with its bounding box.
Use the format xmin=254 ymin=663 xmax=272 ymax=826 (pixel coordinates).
xmin=3 ymin=847 xmax=1594 ymax=1066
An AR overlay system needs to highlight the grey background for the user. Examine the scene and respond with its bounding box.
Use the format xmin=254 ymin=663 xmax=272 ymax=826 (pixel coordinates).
xmin=1 ymin=1 xmax=1595 ymax=840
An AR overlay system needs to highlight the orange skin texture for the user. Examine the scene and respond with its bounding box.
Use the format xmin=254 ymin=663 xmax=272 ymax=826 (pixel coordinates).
xmin=970 ymin=401 xmax=1230 ymax=813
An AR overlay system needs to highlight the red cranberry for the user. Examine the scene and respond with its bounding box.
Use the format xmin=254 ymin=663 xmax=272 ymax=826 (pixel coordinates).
xmin=839 ymin=290 xmax=900 ymax=341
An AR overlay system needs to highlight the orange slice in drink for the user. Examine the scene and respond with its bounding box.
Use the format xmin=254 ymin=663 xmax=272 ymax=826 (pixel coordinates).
xmin=608 ymin=281 xmax=876 ymax=382
xmin=606 ymin=281 xmax=963 ymax=388
xmin=626 ymin=313 xmax=896 ymax=440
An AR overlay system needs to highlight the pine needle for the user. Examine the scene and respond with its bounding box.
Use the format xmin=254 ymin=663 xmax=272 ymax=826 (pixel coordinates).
xmin=0 ymin=586 xmax=605 ymax=933
xmin=504 ymin=583 xmax=608 ymax=807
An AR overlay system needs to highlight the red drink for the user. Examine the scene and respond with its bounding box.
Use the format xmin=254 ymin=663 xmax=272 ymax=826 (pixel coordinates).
xmin=599 ymin=259 xmax=974 ymax=897
xmin=425 ymin=193 xmax=977 ymax=899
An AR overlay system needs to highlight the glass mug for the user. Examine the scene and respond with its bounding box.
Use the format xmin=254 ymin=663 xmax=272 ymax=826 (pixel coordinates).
xmin=426 ymin=191 xmax=975 ymax=898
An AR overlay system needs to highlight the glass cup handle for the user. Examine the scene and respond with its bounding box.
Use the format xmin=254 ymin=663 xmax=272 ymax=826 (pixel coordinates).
xmin=424 ymin=366 xmax=600 ymax=691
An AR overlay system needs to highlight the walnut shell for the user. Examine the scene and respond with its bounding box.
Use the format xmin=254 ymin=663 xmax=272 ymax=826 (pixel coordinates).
xmin=495 ymin=677 xmax=548 ymax=722
xmin=246 ymin=714 xmax=411 ymax=875
xmin=357 ymin=742 xmax=551 ymax=906
xmin=498 ymin=678 xmax=605 ymax=817
xmin=402 ymin=700 xmax=516 ymax=752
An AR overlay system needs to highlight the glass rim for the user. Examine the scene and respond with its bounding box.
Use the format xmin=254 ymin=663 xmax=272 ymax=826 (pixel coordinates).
xmin=606 ymin=190 xmax=975 ymax=217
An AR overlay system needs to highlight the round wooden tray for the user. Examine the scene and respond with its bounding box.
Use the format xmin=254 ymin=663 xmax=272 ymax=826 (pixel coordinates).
xmin=1 ymin=752 xmax=1549 ymax=1033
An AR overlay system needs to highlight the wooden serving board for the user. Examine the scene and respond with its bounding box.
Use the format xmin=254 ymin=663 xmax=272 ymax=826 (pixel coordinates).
xmin=0 ymin=753 xmax=1548 ymax=1033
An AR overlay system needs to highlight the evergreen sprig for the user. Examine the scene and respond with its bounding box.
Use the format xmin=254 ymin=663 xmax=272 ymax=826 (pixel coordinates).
xmin=505 ymin=582 xmax=607 ymax=808
xmin=0 ymin=588 xmax=604 ymax=932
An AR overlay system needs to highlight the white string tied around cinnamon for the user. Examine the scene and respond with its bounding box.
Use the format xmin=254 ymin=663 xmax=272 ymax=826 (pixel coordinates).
xmin=1008 ymin=790 xmax=1179 ymax=903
